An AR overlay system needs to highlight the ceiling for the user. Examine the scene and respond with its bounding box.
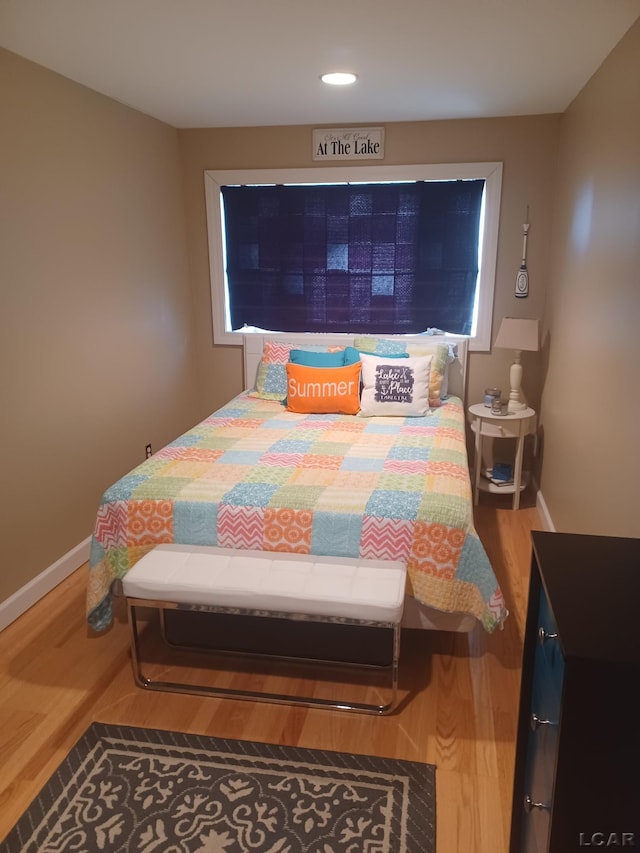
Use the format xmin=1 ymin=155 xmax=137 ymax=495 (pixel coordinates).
xmin=1 ymin=0 xmax=639 ymax=129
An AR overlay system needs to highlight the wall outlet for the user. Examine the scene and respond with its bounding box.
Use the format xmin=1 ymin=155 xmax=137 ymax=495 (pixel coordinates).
xmin=145 ymin=444 xmax=152 ymax=459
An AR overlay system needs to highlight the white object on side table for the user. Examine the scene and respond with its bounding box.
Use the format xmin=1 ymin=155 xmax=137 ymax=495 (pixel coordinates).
xmin=468 ymin=403 xmax=536 ymax=510
xmin=493 ymin=317 xmax=540 ymax=413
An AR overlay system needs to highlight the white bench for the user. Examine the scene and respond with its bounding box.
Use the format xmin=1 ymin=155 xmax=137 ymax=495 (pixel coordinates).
xmin=122 ymin=544 xmax=407 ymax=715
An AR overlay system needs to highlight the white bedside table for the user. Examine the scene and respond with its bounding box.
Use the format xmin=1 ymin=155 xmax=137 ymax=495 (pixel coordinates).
xmin=468 ymin=403 xmax=536 ymax=510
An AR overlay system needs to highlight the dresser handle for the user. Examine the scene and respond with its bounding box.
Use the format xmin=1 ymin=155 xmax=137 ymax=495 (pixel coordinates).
xmin=524 ymin=794 xmax=550 ymax=813
xmin=530 ymin=712 xmax=556 ymax=730
xmin=538 ymin=626 xmax=558 ymax=643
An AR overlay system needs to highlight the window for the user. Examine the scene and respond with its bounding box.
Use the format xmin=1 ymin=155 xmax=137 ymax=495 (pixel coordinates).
xmin=205 ymin=162 xmax=502 ymax=350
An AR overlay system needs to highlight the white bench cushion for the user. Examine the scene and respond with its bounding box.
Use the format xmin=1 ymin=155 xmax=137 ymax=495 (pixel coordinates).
xmin=122 ymin=544 xmax=406 ymax=624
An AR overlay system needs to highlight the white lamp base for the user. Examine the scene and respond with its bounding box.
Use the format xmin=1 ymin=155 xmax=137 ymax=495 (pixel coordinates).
xmin=507 ymin=352 xmax=527 ymax=413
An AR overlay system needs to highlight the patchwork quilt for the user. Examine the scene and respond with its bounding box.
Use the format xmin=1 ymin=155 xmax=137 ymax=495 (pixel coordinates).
xmin=87 ymin=393 xmax=507 ymax=632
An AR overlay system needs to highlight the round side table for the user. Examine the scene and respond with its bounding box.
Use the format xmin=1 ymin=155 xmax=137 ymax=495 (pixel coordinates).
xmin=468 ymin=403 xmax=536 ymax=510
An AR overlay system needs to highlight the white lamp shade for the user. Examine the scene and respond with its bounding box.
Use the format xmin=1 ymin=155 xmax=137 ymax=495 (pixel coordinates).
xmin=494 ymin=317 xmax=540 ymax=352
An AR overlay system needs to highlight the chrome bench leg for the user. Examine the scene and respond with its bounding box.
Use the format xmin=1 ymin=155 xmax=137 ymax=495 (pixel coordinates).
xmin=126 ymin=599 xmax=401 ymax=715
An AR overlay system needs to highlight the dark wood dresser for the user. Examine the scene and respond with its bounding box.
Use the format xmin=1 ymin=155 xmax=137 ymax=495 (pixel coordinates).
xmin=510 ymin=531 xmax=640 ymax=852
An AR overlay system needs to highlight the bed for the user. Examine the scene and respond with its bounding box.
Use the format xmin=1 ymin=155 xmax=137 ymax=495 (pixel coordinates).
xmin=87 ymin=332 xmax=508 ymax=635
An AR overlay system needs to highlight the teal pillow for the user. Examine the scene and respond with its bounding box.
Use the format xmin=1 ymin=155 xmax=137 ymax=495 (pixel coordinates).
xmin=289 ymin=349 xmax=346 ymax=367
xmin=342 ymin=346 xmax=363 ymax=365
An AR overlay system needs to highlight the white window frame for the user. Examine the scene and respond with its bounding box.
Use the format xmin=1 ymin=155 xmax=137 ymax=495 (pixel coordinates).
xmin=204 ymin=162 xmax=502 ymax=351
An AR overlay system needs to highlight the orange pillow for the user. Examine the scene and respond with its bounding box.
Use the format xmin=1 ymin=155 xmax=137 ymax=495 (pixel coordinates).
xmin=286 ymin=361 xmax=362 ymax=415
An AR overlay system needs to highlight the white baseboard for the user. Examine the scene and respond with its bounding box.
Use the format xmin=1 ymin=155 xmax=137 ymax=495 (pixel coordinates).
xmin=0 ymin=537 xmax=91 ymax=632
xmin=535 ymin=488 xmax=556 ymax=532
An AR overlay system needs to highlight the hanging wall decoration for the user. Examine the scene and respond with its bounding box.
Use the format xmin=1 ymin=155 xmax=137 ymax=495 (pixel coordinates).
xmin=515 ymin=207 xmax=530 ymax=298
xmin=312 ymin=127 xmax=385 ymax=161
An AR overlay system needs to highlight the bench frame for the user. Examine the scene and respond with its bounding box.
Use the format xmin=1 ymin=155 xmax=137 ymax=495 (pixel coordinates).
xmin=126 ymin=597 xmax=402 ymax=715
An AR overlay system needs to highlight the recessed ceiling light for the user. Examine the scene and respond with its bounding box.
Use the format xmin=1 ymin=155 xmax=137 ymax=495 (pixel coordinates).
xmin=321 ymin=72 xmax=357 ymax=86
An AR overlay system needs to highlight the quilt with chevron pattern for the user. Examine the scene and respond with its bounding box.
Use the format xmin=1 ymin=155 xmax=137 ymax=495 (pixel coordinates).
xmin=87 ymin=392 xmax=507 ymax=633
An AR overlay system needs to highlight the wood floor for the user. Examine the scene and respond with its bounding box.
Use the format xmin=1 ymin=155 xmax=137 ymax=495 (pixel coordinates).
xmin=0 ymin=498 xmax=542 ymax=852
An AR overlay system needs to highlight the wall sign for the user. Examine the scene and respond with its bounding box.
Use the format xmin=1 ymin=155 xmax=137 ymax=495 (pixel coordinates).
xmin=312 ymin=127 xmax=385 ymax=161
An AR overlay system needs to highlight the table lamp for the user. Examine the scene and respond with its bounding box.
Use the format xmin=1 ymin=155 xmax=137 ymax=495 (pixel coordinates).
xmin=494 ymin=317 xmax=539 ymax=413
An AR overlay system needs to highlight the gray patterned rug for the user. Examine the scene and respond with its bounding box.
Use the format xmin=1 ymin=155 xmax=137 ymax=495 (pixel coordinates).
xmin=1 ymin=722 xmax=436 ymax=852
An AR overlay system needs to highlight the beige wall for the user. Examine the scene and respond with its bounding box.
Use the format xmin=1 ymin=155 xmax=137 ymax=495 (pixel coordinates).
xmin=0 ymin=49 xmax=200 ymax=603
xmin=538 ymin=18 xmax=640 ymax=536
xmin=178 ymin=115 xmax=560 ymax=419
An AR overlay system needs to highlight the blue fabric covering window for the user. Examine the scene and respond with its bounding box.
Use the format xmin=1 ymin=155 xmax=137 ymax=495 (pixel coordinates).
xmin=221 ymin=180 xmax=484 ymax=336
